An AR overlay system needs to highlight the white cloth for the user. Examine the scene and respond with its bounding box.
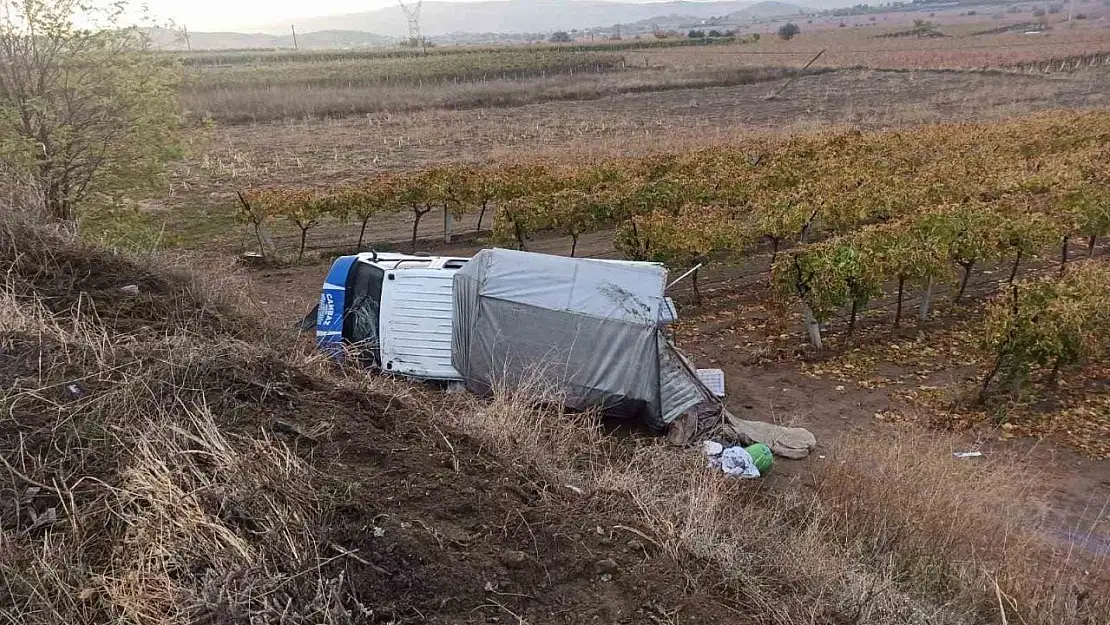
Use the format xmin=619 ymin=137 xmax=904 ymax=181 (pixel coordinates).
xmin=704 ymin=441 xmax=760 ymax=478
xmin=719 ymin=446 xmax=761 ymax=478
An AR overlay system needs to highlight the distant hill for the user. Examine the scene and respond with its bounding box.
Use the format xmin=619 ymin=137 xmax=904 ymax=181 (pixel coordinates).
xmin=147 ymin=27 xmax=394 ymax=51
xmin=729 ymin=1 xmax=811 ymax=19
xmin=148 ymin=0 xmax=816 ymax=49
xmin=596 ymin=1 xmax=810 ymax=35
xmin=264 ymin=0 xmax=765 ymax=37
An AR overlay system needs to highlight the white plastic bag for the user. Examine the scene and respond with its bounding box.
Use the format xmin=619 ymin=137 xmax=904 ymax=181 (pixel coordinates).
xmin=703 ymin=440 xmax=761 ymax=478
xmin=704 ymin=440 xmax=724 ymax=469
xmin=719 ymin=446 xmax=761 ymax=478
xmin=703 ymin=440 xmax=724 ymax=456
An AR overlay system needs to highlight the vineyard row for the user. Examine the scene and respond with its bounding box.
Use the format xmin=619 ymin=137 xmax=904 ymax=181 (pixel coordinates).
xmin=185 ymin=50 xmax=628 ymax=91
xmin=173 ymin=37 xmax=738 ymax=68
xmin=239 ymin=111 xmax=1110 ymax=388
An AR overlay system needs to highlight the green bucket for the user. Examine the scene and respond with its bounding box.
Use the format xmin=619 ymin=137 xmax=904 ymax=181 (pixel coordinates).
xmin=745 ymin=443 xmax=773 ymax=475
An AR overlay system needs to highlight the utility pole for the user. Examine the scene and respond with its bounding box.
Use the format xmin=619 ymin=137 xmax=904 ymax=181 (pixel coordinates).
xmin=291 ymin=24 xmax=299 ymax=50
xmin=398 ymin=0 xmax=425 ymax=53
xmin=182 ymin=25 xmax=191 ymax=51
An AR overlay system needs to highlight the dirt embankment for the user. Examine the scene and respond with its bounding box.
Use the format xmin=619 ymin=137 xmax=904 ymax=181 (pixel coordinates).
xmin=0 ymin=221 xmax=735 ymax=624
xmin=4 ymin=220 xmax=1108 ymax=625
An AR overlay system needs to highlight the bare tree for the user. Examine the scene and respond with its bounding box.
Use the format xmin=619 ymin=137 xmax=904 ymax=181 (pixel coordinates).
xmin=0 ymin=0 xmax=180 ymax=221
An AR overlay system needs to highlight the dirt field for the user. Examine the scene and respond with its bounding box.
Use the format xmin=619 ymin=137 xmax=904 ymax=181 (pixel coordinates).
xmin=174 ymin=16 xmax=1110 ymax=124
xmin=12 ymin=5 xmax=1110 ymax=621
xmin=155 ymin=65 xmax=1110 ymax=253
xmin=633 ymin=21 xmax=1110 ymax=71
xmin=110 ymin=26 xmax=1110 ymax=616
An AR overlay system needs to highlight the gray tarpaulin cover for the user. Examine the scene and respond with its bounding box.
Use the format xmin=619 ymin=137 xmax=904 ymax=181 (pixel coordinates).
xmin=451 ymin=249 xmax=713 ymax=428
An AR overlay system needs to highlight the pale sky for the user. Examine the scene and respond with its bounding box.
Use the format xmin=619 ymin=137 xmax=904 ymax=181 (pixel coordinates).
xmin=142 ymin=0 xmax=689 ymax=31
xmin=143 ymin=0 xmax=396 ymax=31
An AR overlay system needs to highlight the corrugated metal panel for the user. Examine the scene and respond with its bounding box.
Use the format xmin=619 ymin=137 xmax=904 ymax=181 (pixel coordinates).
xmin=380 ymin=270 xmax=462 ymax=380
xmin=659 ymin=338 xmax=711 ymax=425
xmin=659 ymin=297 xmax=678 ymax=325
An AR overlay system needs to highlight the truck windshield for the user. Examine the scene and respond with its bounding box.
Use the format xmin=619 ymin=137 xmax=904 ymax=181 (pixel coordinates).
xmin=344 ymin=262 xmax=385 ymax=366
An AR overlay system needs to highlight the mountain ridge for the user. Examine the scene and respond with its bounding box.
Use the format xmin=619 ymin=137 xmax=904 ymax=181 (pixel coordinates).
xmin=150 ymin=0 xmax=814 ymax=50
xmin=261 ymin=0 xmax=812 ymax=38
xmin=148 ymin=28 xmax=396 ymax=51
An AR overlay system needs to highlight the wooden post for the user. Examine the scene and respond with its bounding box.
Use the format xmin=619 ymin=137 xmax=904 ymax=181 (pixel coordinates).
xmin=766 ymin=48 xmax=825 ymax=100
xmin=918 ymin=278 xmax=933 ymax=323
xmin=291 ymin=24 xmax=299 ymax=50
xmin=803 ymin=306 xmax=822 ymax=350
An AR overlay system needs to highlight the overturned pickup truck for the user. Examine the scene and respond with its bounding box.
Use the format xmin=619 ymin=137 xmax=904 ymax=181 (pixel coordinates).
xmin=314 ymin=248 xmax=717 ymax=430
xmin=312 ymin=248 xmax=816 ymax=455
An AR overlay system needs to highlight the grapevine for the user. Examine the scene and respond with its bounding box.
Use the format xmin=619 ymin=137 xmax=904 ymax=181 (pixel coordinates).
xmin=981 ymin=261 xmax=1110 ymax=399
xmin=236 ymin=111 xmax=1110 ymax=346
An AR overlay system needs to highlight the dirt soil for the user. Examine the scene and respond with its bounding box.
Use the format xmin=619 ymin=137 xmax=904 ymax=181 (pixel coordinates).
xmin=224 ymin=359 xmax=743 ymax=624
xmin=0 ymin=224 xmax=743 ymax=624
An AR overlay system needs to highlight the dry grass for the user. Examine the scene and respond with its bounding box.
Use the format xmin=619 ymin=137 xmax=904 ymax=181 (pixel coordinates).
xmin=3 ymin=213 xmax=1106 ymax=624
xmin=435 ymin=378 xmax=1110 ymax=625
xmin=0 ymin=220 xmax=257 ymax=338
xmin=633 ymin=23 xmax=1110 ymax=71
xmin=181 ymin=66 xmax=813 ymax=124
xmin=0 ymin=346 xmax=336 ymax=623
xmin=0 ymin=217 xmax=366 ymax=624
xmin=818 ymin=435 xmax=1110 ymax=622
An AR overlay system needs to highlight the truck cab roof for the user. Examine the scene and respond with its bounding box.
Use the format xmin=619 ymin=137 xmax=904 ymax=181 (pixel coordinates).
xmin=352 ymin=252 xmax=470 ymax=271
